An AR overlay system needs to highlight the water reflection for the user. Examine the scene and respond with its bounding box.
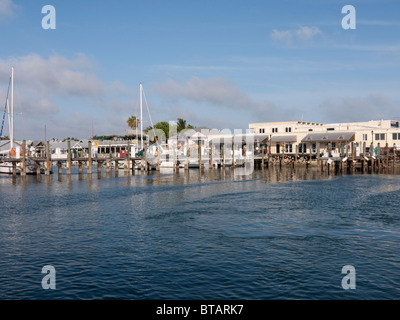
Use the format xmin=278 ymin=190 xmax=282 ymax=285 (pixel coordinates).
xmin=1 ymin=165 xmax=400 ymax=189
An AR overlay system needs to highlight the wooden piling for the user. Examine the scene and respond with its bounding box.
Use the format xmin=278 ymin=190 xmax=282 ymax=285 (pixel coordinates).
xmin=114 ymin=160 xmax=119 ymax=174
xmin=21 ymin=140 xmax=26 ymax=176
xmin=45 ymin=141 xmax=50 ymax=176
xmin=222 ymin=144 xmax=225 ymax=168
xmin=67 ymin=140 xmax=71 ymax=175
xmin=209 ymin=141 xmax=213 ymax=169
xmin=261 ymin=146 xmax=265 ymax=168
xmin=394 ymin=143 xmax=397 ymax=170
xmin=58 ymin=161 xmax=62 ymax=176
xmin=378 ymin=143 xmax=381 ymax=167
xmin=125 ymin=141 xmax=130 ymax=174
xmin=198 ymin=138 xmax=202 ymax=170
xmin=144 ymin=144 xmax=148 ymax=172
xmin=386 ymin=143 xmax=389 ymax=167
xmin=88 ymin=141 xmax=92 ymax=175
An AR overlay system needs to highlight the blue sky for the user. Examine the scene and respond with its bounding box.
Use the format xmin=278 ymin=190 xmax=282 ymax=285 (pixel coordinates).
xmin=1 ymin=0 xmax=400 ymax=139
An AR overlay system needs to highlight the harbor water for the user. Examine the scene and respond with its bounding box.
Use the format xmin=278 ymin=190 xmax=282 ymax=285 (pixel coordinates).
xmin=0 ymin=167 xmax=399 ymax=299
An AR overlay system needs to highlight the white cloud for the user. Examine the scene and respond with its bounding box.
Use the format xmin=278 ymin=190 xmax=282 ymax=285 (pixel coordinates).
xmin=0 ymin=53 xmax=133 ymax=139
xmin=319 ymin=94 xmax=400 ymax=123
xmin=0 ymin=53 xmax=105 ymax=97
xmin=153 ymin=77 xmax=253 ymax=109
xmin=0 ymin=0 xmax=17 ymax=21
xmin=153 ymin=77 xmax=302 ymax=126
xmin=271 ymin=26 xmax=322 ymax=46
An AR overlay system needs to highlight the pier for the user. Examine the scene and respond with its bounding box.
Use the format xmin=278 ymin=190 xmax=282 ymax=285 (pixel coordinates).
xmin=2 ymin=138 xmax=400 ymax=177
xmin=0 ymin=140 xmax=143 ymax=177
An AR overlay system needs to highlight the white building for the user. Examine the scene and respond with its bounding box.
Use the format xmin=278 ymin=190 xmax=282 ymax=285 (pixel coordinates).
xmin=249 ymin=120 xmax=400 ymax=155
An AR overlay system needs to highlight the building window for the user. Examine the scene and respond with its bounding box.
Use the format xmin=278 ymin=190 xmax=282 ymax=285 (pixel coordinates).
xmin=308 ymin=129 xmax=313 ymax=132
xmin=285 ymin=144 xmax=293 ymax=153
xmin=375 ymin=133 xmax=385 ymax=141
xmin=272 ymin=128 xmax=278 ymax=133
xmin=331 ymin=142 xmax=336 ymax=149
xmin=362 ymin=134 xmax=368 ymax=141
xmin=312 ymin=143 xmax=316 ymax=153
xmin=298 ymin=143 xmax=303 ymax=153
xmin=285 ymin=127 xmax=292 ymax=133
xmin=327 ymin=128 xmax=335 ymax=131
xmin=259 ymin=128 xmax=265 ymax=134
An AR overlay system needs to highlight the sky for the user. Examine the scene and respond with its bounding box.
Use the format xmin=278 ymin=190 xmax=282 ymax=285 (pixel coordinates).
xmin=0 ymin=0 xmax=400 ymax=139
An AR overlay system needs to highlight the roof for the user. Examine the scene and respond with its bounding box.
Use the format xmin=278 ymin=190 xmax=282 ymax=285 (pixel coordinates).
xmin=301 ymin=132 xmax=355 ymax=142
xmin=270 ymin=135 xmax=297 ymax=143
xmin=210 ymin=134 xmax=268 ymax=144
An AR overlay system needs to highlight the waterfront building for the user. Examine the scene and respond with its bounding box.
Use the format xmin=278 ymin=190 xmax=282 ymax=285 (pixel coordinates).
xmin=249 ymin=120 xmax=400 ymax=155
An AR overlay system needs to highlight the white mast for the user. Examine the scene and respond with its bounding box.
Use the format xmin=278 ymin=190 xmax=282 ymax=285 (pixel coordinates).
xmin=140 ymin=82 xmax=143 ymax=150
xmin=10 ymin=66 xmax=14 ymax=150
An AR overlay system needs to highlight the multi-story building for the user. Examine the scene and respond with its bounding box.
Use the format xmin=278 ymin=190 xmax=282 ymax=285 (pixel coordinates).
xmin=249 ymin=120 xmax=400 ymax=156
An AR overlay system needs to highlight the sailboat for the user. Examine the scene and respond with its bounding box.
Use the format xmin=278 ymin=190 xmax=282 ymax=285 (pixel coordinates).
xmin=0 ymin=67 xmax=38 ymax=175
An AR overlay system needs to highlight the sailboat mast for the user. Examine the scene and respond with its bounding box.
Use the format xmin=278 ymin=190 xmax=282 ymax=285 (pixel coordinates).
xmin=10 ymin=66 xmax=14 ymax=150
xmin=140 ymin=82 xmax=143 ymax=150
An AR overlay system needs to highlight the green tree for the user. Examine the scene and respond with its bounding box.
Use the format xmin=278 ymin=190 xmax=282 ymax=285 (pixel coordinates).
xmin=177 ymin=118 xmax=193 ymax=132
xmin=145 ymin=121 xmax=170 ymax=139
xmin=145 ymin=119 xmax=194 ymax=140
xmin=127 ymin=115 xmax=140 ymax=130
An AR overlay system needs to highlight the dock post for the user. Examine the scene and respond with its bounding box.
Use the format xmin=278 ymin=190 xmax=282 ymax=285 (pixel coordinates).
xmin=231 ymin=136 xmax=235 ymax=169
xmin=12 ymin=162 xmax=17 ymax=176
xmin=21 ymin=140 xmax=26 ymax=176
xmin=78 ymin=161 xmax=83 ymax=174
xmin=378 ymin=143 xmax=381 ymax=168
xmin=58 ymin=161 xmax=62 ymax=176
xmin=198 ymin=139 xmax=202 ymax=170
xmin=184 ymin=138 xmax=189 ymax=171
xmin=362 ymin=141 xmax=366 ymax=158
xmin=45 ymin=141 xmax=50 ymax=176
xmin=125 ymin=142 xmax=130 ymax=174
xmin=115 ymin=160 xmax=119 ymax=174
xmin=394 ymin=143 xmax=397 ymax=170
xmin=184 ymin=144 xmax=189 ymax=171
xmin=97 ymin=160 xmax=102 ymax=175
xmin=261 ymin=146 xmax=265 ymax=168
xmin=386 ymin=143 xmax=389 ymax=168
xmin=209 ymin=141 xmax=212 ymax=169
xmin=67 ymin=140 xmax=71 ymax=175
xmin=106 ymin=160 xmax=111 ymax=173
xmin=222 ymin=145 xmax=225 ymax=168
xmin=144 ymin=144 xmax=148 ymax=172
xmin=88 ymin=141 xmax=92 ymax=175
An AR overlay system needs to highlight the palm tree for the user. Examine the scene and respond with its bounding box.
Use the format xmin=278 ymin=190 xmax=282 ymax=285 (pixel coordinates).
xmin=177 ymin=118 xmax=194 ymax=132
xmin=177 ymin=118 xmax=187 ymax=132
xmin=127 ymin=116 xmax=140 ymax=130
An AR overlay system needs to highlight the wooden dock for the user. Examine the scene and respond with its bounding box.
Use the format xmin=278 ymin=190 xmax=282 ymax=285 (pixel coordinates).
xmin=0 ymin=140 xmax=144 ymax=176
xmin=2 ymin=140 xmax=399 ymax=177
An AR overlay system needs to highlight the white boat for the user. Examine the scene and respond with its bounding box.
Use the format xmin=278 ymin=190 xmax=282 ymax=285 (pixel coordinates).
xmin=0 ymin=67 xmax=39 ymax=175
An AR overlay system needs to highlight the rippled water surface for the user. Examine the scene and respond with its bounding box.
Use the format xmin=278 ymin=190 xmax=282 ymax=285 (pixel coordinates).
xmin=0 ymin=167 xmax=400 ymax=299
